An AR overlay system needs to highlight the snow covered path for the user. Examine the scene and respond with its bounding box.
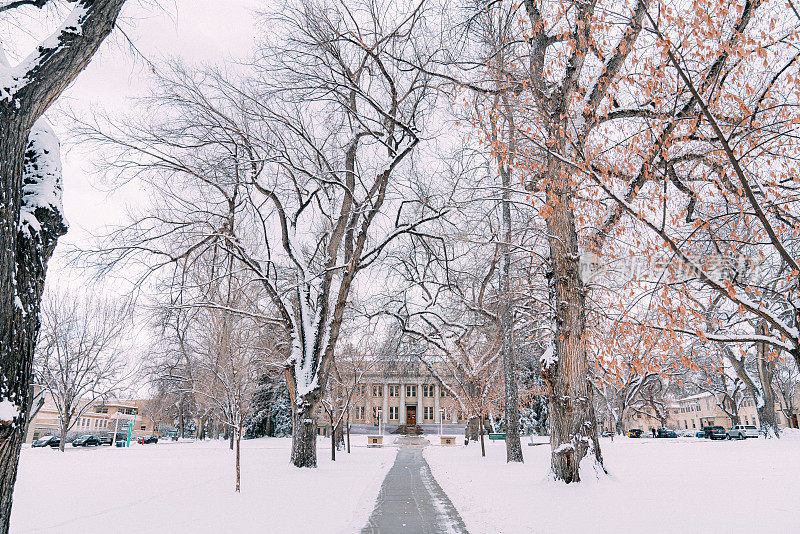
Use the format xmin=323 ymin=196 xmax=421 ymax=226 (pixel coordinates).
xmin=362 ymin=437 xmax=469 ymax=534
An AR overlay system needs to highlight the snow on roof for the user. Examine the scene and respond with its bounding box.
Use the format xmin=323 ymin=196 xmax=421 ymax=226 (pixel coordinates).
xmin=677 ymin=392 xmax=712 ymax=402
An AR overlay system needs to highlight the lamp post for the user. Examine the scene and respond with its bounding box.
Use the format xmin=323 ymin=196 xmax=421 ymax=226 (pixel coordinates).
xmin=377 ymin=409 xmax=383 ymax=436
xmin=440 ymin=409 xmax=445 ymax=437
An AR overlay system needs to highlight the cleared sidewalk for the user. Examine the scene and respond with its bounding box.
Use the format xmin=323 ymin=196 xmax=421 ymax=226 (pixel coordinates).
xmin=361 ymin=437 xmax=469 ymax=534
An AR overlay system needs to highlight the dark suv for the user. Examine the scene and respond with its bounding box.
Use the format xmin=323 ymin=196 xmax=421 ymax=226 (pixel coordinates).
xmin=702 ymin=426 xmax=727 ymax=440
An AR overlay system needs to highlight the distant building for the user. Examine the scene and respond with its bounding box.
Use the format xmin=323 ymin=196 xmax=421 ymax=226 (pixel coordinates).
xmin=315 ymin=359 xmax=466 ymax=435
xmin=26 ymin=388 xmax=160 ymax=444
xmin=602 ymin=386 xmax=800 ymax=435
xmin=671 ymin=391 xmax=799 ymax=431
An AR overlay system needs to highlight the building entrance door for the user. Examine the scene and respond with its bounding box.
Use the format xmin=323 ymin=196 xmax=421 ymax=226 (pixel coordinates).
xmin=406 ymin=406 xmax=416 ymax=425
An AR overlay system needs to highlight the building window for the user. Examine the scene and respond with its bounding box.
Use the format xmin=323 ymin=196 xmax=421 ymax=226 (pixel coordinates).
xmin=705 ymin=399 xmax=710 ymax=410
xmin=95 ymin=406 xmax=108 ymax=413
xmin=140 ymin=425 xmax=146 ymax=431
xmin=441 ymin=388 xmax=449 ymax=397
xmin=684 ymin=421 xmax=688 ymax=429
xmin=389 ymin=385 xmax=399 ymax=397
xmin=359 ymin=384 xmax=366 ymax=396
xmin=373 ymin=384 xmax=383 ymax=397
xmin=422 ymin=385 xmax=434 ymax=397
xmin=406 ymin=385 xmax=417 ymax=398
xmin=744 ymin=416 xmax=749 ymax=425
xmin=424 ymin=406 xmax=433 ymax=420
xmin=389 ymin=406 xmax=398 ymax=420
xmin=692 ymin=420 xmax=696 ymax=428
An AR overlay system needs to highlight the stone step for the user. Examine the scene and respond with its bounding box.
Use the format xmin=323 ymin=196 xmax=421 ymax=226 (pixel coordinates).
xmin=391 ymin=424 xmax=424 ymax=435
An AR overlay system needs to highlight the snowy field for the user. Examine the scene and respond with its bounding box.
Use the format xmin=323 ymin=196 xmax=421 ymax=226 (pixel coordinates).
xmin=11 ymin=436 xmax=395 ymax=533
xmin=425 ymin=431 xmax=800 ymax=534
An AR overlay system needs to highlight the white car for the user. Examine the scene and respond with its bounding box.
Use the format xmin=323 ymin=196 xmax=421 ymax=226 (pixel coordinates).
xmin=727 ymin=425 xmax=759 ymax=439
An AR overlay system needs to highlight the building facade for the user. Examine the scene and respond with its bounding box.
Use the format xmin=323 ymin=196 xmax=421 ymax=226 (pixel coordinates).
xmin=316 ymin=360 xmax=466 ymax=433
xmin=26 ymin=388 xmax=160 ymax=444
xmin=618 ymin=388 xmax=800 ymax=434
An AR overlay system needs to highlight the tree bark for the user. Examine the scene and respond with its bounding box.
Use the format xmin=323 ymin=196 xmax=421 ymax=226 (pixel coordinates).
xmin=544 ymin=152 xmax=603 ymax=483
xmin=499 ymin=163 xmax=523 ymax=463
xmin=235 ymin=423 xmax=241 ymax=492
xmin=757 ymin=322 xmax=780 ymax=437
xmin=479 ymin=415 xmax=486 ymax=457
xmin=330 ymin=423 xmax=335 ymax=462
xmin=0 ymin=5 xmax=126 ymax=527
xmin=290 ymin=395 xmax=318 ymax=468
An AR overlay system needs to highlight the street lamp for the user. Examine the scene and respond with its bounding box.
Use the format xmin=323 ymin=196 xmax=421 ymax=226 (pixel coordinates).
xmin=440 ymin=409 xmax=445 ymax=437
xmin=377 ymin=409 xmax=383 ymax=436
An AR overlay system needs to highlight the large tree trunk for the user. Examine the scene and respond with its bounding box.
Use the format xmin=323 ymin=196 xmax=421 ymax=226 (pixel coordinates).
xmin=499 ymin=165 xmax=523 ymax=463
xmin=756 ymin=323 xmax=780 ymax=438
xmin=544 ymin=152 xmax=603 ymax=483
xmin=465 ymin=416 xmax=480 ymax=443
xmin=0 ymin=4 xmax=125 ymax=529
xmin=290 ymin=395 xmax=318 ymax=468
xmin=178 ymin=401 xmax=185 ymax=439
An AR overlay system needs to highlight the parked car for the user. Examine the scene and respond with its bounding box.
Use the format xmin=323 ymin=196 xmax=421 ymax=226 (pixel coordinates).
xmin=656 ymin=429 xmax=677 ymax=438
xmin=601 ymin=431 xmax=613 ymax=438
xmin=98 ymin=435 xmax=113 ymax=446
xmin=32 ymin=436 xmax=60 ymax=448
xmin=627 ymin=429 xmax=643 ymax=438
xmin=695 ymin=431 xmax=705 ymax=438
xmin=727 ymin=425 xmax=759 ymax=439
xmin=72 ymin=435 xmax=101 ymax=447
xmin=704 ymin=426 xmax=728 ymax=440
xmin=699 ymin=426 xmax=717 ymax=438
xmin=139 ymin=435 xmax=159 ymax=444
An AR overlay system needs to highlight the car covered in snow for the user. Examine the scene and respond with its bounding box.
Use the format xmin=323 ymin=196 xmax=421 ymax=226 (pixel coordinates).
xmin=32 ymin=436 xmax=60 ymax=448
xmin=727 ymin=425 xmax=759 ymax=439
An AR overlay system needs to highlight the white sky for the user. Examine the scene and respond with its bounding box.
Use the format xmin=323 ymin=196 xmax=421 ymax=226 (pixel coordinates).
xmin=2 ymin=1 xmax=267 ymax=388
xmin=42 ymin=0 xmax=266 ymax=278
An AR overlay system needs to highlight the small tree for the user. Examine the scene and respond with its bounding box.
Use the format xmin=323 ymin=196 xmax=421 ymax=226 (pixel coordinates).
xmin=35 ymin=290 xmax=131 ymax=451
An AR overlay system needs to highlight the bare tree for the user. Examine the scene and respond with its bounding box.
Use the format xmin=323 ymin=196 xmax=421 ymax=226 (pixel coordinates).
xmin=35 ymin=289 xmax=131 ymax=451
xmin=75 ymin=0 xmax=439 ymax=468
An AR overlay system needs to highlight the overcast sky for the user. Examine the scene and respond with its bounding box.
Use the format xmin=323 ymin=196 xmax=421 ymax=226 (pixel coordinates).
xmin=40 ymin=1 xmax=265 ymax=280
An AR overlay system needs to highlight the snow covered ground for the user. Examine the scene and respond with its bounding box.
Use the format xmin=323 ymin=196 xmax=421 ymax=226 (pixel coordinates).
xmin=424 ymin=431 xmax=800 ymax=534
xmin=11 ymin=435 xmax=395 ymax=533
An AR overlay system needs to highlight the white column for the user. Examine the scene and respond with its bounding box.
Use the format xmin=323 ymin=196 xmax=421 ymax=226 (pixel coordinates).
xmin=416 ymin=383 xmax=423 ymax=424
xmin=434 ymin=383 xmax=441 ymax=423
xmin=400 ymin=381 xmax=406 ymax=423
xmin=382 ymin=382 xmax=389 ymax=424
